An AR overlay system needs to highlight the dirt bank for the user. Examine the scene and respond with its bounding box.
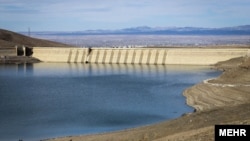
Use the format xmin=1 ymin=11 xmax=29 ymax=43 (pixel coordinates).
xmin=44 ymin=57 xmax=250 ymax=141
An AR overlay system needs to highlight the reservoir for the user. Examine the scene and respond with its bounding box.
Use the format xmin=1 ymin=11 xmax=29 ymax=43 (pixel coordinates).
xmin=0 ymin=63 xmax=220 ymax=141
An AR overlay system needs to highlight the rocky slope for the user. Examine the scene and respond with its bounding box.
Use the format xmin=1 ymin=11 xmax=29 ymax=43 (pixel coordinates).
xmin=0 ymin=29 xmax=69 ymax=48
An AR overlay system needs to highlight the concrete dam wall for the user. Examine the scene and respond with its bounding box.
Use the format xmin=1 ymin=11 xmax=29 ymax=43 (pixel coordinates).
xmin=32 ymin=47 xmax=88 ymax=63
xmin=32 ymin=47 xmax=250 ymax=65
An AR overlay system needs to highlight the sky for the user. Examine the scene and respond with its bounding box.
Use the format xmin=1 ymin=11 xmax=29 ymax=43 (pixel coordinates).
xmin=1 ymin=0 xmax=250 ymax=31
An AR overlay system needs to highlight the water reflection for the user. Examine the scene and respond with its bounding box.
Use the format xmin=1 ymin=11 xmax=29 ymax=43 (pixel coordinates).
xmin=11 ymin=63 xmax=213 ymax=79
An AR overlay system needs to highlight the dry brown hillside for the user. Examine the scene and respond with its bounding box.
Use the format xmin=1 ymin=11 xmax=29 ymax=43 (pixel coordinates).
xmin=0 ymin=29 xmax=69 ymax=47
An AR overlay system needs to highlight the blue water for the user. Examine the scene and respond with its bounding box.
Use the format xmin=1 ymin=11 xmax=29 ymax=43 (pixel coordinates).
xmin=0 ymin=63 xmax=220 ymax=141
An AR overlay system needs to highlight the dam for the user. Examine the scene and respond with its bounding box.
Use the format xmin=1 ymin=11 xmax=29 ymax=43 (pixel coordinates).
xmin=31 ymin=47 xmax=250 ymax=65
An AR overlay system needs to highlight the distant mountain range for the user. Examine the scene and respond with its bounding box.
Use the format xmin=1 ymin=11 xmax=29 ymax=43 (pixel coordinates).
xmin=27 ymin=25 xmax=250 ymax=36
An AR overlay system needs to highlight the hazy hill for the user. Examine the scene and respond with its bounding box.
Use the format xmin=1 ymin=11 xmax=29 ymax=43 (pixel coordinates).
xmin=30 ymin=25 xmax=250 ymax=35
xmin=0 ymin=29 xmax=69 ymax=48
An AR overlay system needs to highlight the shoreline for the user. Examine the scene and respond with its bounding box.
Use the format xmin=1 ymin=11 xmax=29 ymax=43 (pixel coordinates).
xmin=43 ymin=56 xmax=250 ymax=141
